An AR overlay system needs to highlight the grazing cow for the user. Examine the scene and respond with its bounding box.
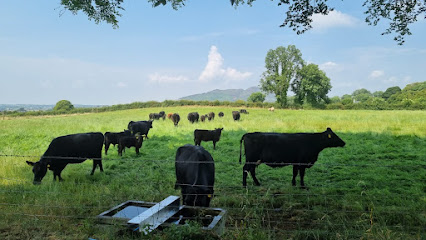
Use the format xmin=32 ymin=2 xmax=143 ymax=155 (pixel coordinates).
xmin=187 ymin=112 xmax=199 ymax=123
xmin=240 ymin=109 xmax=249 ymax=114
xmin=167 ymin=113 xmax=173 ymax=119
xmin=194 ymin=128 xmax=223 ymax=150
xmin=239 ymin=128 xmax=346 ymax=187
xmin=159 ymin=111 xmax=165 ymax=119
xmin=149 ymin=112 xmax=165 ymax=120
xmin=218 ymin=112 xmax=224 ymax=117
xmin=128 ymin=120 xmax=153 ymax=139
xmin=268 ymin=107 xmax=275 ymax=112
xmin=118 ymin=134 xmax=143 ymax=156
xmin=232 ymin=111 xmax=240 ymax=121
xmin=26 ymin=132 xmax=104 ymax=185
xmin=171 ymin=113 xmax=181 ymax=127
xmin=104 ymin=130 xmax=131 ymax=155
xmin=208 ymin=112 xmax=215 ymax=121
xmin=175 ymin=144 xmax=215 ymax=207
xmin=200 ymin=115 xmax=206 ymax=122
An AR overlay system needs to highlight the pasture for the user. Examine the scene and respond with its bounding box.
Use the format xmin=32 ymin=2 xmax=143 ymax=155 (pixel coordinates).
xmin=0 ymin=107 xmax=425 ymax=239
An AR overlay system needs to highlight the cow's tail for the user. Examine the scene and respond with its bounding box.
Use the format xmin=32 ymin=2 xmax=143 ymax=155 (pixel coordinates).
xmin=239 ymin=134 xmax=246 ymax=164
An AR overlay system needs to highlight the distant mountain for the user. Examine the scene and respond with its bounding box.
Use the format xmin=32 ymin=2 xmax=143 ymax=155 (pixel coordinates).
xmin=179 ymin=87 xmax=276 ymax=102
xmin=0 ymin=104 xmax=104 ymax=112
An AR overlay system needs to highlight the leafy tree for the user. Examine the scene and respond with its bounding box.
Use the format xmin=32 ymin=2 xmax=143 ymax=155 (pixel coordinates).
xmin=352 ymin=88 xmax=372 ymax=102
xmin=260 ymin=45 xmax=304 ymax=107
xmin=330 ymin=96 xmax=341 ymax=103
xmin=373 ymin=91 xmax=384 ymax=98
xmin=53 ymin=100 xmax=74 ymax=112
xmin=403 ymin=81 xmax=426 ymax=92
xmin=291 ymin=63 xmax=331 ymax=105
xmin=382 ymin=86 xmax=402 ymax=100
xmin=59 ymin=0 xmax=425 ymax=45
xmin=247 ymin=92 xmax=266 ymax=103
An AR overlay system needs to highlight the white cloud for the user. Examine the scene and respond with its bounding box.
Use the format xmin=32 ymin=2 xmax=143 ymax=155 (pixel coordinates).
xmin=199 ymin=45 xmax=252 ymax=82
xmin=149 ymin=73 xmax=189 ymax=84
xmin=369 ymin=70 xmax=385 ymax=78
xmin=319 ymin=61 xmax=338 ymax=71
xmin=311 ymin=10 xmax=358 ymax=31
xmin=116 ymin=82 xmax=128 ymax=88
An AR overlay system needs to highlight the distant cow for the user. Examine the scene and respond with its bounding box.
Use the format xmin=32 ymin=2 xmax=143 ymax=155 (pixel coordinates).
xmin=104 ymin=130 xmax=131 ymax=155
xmin=118 ymin=134 xmax=143 ymax=156
xmin=171 ymin=113 xmax=181 ymax=127
xmin=194 ymin=128 xmax=223 ymax=150
xmin=268 ymin=107 xmax=275 ymax=112
xmin=175 ymin=144 xmax=215 ymax=207
xmin=208 ymin=112 xmax=215 ymax=121
xmin=26 ymin=132 xmax=104 ymax=185
xmin=232 ymin=111 xmax=240 ymax=121
xmin=128 ymin=120 xmax=153 ymax=139
xmin=187 ymin=112 xmax=199 ymax=123
xmin=218 ymin=112 xmax=224 ymax=117
xmin=240 ymin=109 xmax=249 ymax=114
xmin=239 ymin=128 xmax=346 ymax=187
xmin=200 ymin=115 xmax=206 ymax=122
xmin=149 ymin=112 xmax=165 ymax=120
xmin=167 ymin=113 xmax=173 ymax=119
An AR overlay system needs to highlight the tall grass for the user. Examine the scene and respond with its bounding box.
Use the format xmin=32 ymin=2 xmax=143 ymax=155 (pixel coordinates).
xmin=0 ymin=107 xmax=425 ymax=239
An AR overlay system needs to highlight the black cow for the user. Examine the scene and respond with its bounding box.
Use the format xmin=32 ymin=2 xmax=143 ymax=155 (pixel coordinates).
xmin=218 ymin=112 xmax=224 ymax=117
xmin=240 ymin=109 xmax=249 ymax=114
xmin=208 ymin=112 xmax=215 ymax=121
xmin=232 ymin=111 xmax=240 ymax=121
xmin=175 ymin=144 xmax=215 ymax=207
xmin=200 ymin=115 xmax=206 ymax=122
xmin=171 ymin=113 xmax=181 ymax=127
xmin=149 ymin=112 xmax=165 ymax=120
xmin=26 ymin=132 xmax=104 ymax=185
xmin=104 ymin=130 xmax=131 ymax=155
xmin=239 ymin=128 xmax=346 ymax=187
xmin=194 ymin=128 xmax=223 ymax=150
xmin=187 ymin=112 xmax=199 ymax=123
xmin=118 ymin=134 xmax=143 ymax=156
xmin=128 ymin=120 xmax=153 ymax=139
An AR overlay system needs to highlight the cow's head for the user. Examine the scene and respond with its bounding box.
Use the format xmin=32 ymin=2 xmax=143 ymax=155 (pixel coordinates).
xmin=215 ymin=128 xmax=224 ymax=136
xmin=26 ymin=160 xmax=48 ymax=185
xmin=148 ymin=120 xmax=153 ymax=128
xmin=325 ymin=128 xmax=346 ymax=147
xmin=182 ymin=188 xmax=213 ymax=207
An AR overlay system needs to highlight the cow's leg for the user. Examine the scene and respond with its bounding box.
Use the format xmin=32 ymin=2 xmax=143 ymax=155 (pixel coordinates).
xmin=136 ymin=147 xmax=140 ymax=155
xmin=105 ymin=143 xmax=110 ymax=155
xmin=213 ymin=141 xmax=216 ymax=150
xmin=92 ymin=159 xmax=103 ymax=174
xmin=249 ymin=167 xmax=261 ymax=186
xmin=243 ymin=164 xmax=249 ymax=187
xmin=292 ymin=165 xmax=299 ymax=186
xmin=299 ymin=166 xmax=306 ymax=188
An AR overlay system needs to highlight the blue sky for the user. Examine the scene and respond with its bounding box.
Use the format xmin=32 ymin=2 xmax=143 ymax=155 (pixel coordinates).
xmin=1 ymin=1 xmax=425 ymax=105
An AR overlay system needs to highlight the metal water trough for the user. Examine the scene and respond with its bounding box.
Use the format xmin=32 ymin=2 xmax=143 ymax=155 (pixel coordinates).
xmin=97 ymin=196 xmax=226 ymax=235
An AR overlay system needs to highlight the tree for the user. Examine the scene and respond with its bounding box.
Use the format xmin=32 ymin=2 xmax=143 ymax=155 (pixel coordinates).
xmin=54 ymin=100 xmax=74 ymax=112
xmin=382 ymin=86 xmax=402 ymax=100
xmin=247 ymin=92 xmax=266 ymax=103
xmin=373 ymin=91 xmax=384 ymax=98
xmin=260 ymin=45 xmax=304 ymax=107
xmin=352 ymin=88 xmax=372 ymax=102
xmin=291 ymin=63 xmax=331 ymax=105
xmin=59 ymin=0 xmax=425 ymax=45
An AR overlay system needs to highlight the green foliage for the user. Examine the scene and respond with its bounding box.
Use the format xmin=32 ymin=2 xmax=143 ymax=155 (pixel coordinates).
xmin=292 ymin=63 xmax=331 ymax=105
xmin=373 ymin=90 xmax=384 ymax=98
xmin=53 ymin=100 xmax=74 ymax=112
xmin=382 ymin=86 xmax=402 ymax=100
xmin=247 ymin=92 xmax=265 ymax=103
xmin=260 ymin=45 xmax=304 ymax=107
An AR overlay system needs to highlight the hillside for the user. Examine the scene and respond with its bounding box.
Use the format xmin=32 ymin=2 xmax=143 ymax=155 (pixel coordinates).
xmin=179 ymin=86 xmax=276 ymax=102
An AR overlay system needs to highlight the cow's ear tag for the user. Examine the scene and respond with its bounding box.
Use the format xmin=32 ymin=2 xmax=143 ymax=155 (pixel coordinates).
xmin=328 ymin=134 xmax=331 ymax=139
xmin=207 ymin=194 xmax=212 ymax=198
xmin=47 ymin=164 xmax=51 ymax=168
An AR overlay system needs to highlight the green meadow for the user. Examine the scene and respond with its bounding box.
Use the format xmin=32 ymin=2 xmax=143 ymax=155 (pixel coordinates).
xmin=0 ymin=107 xmax=425 ymax=240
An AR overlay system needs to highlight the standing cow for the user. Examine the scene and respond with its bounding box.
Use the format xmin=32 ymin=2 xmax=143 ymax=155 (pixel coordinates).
xmin=26 ymin=132 xmax=104 ymax=185
xmin=207 ymin=112 xmax=215 ymax=121
xmin=218 ymin=112 xmax=224 ymax=117
xmin=128 ymin=120 xmax=153 ymax=139
xmin=187 ymin=112 xmax=200 ymax=123
xmin=232 ymin=111 xmax=240 ymax=121
xmin=239 ymin=128 xmax=345 ymax=187
xmin=175 ymin=144 xmax=215 ymax=207
xmin=104 ymin=130 xmax=131 ymax=155
xmin=194 ymin=128 xmax=223 ymax=150
xmin=118 ymin=133 xmax=143 ymax=156
xmin=171 ymin=113 xmax=181 ymax=127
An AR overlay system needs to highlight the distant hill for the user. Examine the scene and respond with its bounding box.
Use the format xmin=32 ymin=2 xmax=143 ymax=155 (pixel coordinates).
xmin=179 ymin=86 xmax=276 ymax=102
xmin=0 ymin=104 xmax=104 ymax=112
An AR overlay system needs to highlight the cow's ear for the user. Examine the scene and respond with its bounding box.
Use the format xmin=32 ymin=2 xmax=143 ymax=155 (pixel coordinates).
xmin=327 ymin=127 xmax=331 ymax=131
xmin=26 ymin=161 xmax=35 ymax=166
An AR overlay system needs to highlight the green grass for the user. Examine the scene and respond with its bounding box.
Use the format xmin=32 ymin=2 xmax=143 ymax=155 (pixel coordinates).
xmin=0 ymin=107 xmax=425 ymax=239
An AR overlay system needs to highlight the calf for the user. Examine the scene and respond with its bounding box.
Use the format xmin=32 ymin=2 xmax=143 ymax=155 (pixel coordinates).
xmin=104 ymin=130 xmax=131 ymax=155
xmin=268 ymin=107 xmax=275 ymax=112
xmin=171 ymin=113 xmax=181 ymax=127
xmin=232 ymin=111 xmax=240 ymax=121
xmin=194 ymin=128 xmax=223 ymax=150
xmin=208 ymin=112 xmax=215 ymax=121
xmin=118 ymin=134 xmax=143 ymax=156
xmin=26 ymin=132 xmax=104 ymax=185
xmin=218 ymin=112 xmax=224 ymax=117
xmin=167 ymin=113 xmax=173 ymax=119
xmin=239 ymin=128 xmax=346 ymax=187
xmin=175 ymin=144 xmax=215 ymax=207
xmin=240 ymin=109 xmax=249 ymax=114
xmin=200 ymin=115 xmax=206 ymax=122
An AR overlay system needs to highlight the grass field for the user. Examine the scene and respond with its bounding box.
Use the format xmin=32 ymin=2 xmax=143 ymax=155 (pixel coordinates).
xmin=0 ymin=107 xmax=425 ymax=239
